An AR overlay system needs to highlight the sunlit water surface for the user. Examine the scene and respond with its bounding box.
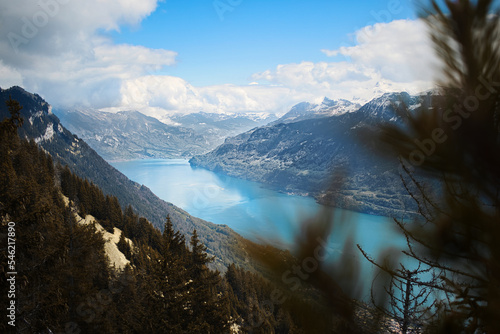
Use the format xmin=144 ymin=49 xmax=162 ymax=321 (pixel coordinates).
xmin=111 ymin=159 xmax=410 ymax=297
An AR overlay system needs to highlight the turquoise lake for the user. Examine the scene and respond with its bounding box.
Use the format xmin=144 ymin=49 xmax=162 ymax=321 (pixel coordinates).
xmin=110 ymin=159 xmax=406 ymax=263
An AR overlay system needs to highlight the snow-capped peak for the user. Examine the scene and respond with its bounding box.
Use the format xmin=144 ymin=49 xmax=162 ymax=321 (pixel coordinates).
xmin=272 ymin=97 xmax=361 ymax=125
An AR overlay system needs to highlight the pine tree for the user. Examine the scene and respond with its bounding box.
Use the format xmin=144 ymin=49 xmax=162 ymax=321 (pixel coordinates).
xmin=59 ymin=165 xmax=78 ymax=203
xmin=65 ymin=211 xmax=113 ymax=333
xmin=0 ymin=97 xmax=22 ymax=220
xmin=141 ymin=216 xmax=190 ymax=333
xmin=357 ymin=245 xmax=438 ymax=334
xmin=106 ymin=195 xmax=123 ymax=229
xmin=163 ymin=214 xmax=186 ymax=259
xmin=187 ymin=229 xmax=230 ymax=333
xmin=111 ymin=264 xmax=144 ymax=333
xmin=1 ymin=96 xmax=23 ymax=133
xmin=371 ymin=0 xmax=500 ymax=331
xmin=117 ymin=231 xmax=132 ymax=260
xmin=0 ymin=108 xmax=115 ymax=332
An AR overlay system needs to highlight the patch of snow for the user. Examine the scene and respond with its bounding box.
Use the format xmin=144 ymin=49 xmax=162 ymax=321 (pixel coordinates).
xmin=419 ymin=87 xmax=441 ymax=96
xmin=409 ymin=102 xmax=422 ymax=111
xmin=32 ymin=110 xmax=44 ymax=118
xmin=243 ymin=112 xmax=274 ymax=121
xmin=159 ymin=116 xmax=182 ymax=126
xmin=35 ymin=123 xmax=54 ymax=143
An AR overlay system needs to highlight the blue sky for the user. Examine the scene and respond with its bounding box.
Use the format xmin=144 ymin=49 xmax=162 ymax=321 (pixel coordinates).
xmin=109 ymin=0 xmax=417 ymax=86
xmin=0 ymin=0 xmax=437 ymax=116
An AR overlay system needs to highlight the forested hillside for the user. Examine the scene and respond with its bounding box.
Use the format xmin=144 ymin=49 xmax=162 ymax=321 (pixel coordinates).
xmin=1 ymin=99 xmax=349 ymax=333
xmin=0 ymin=86 xmax=257 ymax=272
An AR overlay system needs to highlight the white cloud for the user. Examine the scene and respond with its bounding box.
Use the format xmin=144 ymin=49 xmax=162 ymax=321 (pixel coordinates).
xmin=0 ymin=0 xmax=170 ymax=107
xmin=1 ymin=0 xmax=158 ymax=56
xmin=116 ymin=19 xmax=440 ymax=118
xmin=327 ymin=19 xmax=440 ymax=83
xmin=120 ymin=76 xmax=204 ymax=112
xmin=0 ymin=2 xmax=440 ymax=118
xmin=6 ymin=42 xmax=178 ymax=108
xmin=119 ymin=76 xmax=293 ymax=115
xmin=0 ymin=60 xmax=23 ymax=88
xmin=253 ymin=61 xmax=372 ymax=90
xmin=256 ymin=19 xmax=439 ymax=103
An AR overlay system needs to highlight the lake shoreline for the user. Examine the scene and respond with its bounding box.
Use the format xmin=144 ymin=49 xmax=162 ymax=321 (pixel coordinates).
xmin=111 ymin=158 xmax=409 ymax=301
xmin=110 ymin=157 xmax=417 ymax=222
xmin=189 ymin=159 xmax=416 ymax=220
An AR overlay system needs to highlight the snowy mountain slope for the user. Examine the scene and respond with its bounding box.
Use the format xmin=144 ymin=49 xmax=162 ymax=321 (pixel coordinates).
xmin=169 ymin=111 xmax=277 ymax=145
xmin=55 ymin=109 xmax=277 ymax=160
xmin=55 ymin=108 xmax=209 ymax=160
xmin=270 ymin=97 xmax=361 ymax=125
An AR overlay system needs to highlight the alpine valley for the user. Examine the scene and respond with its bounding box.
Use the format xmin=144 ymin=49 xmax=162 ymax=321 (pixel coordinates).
xmin=0 ymin=84 xmax=436 ymax=333
xmin=1 ymin=86 xmax=319 ymax=333
xmin=55 ymin=108 xmax=276 ymax=161
xmin=0 ymin=86 xmax=268 ymax=273
xmin=53 ymin=87 xmax=436 ymax=218
xmin=190 ymin=92 xmax=434 ymax=217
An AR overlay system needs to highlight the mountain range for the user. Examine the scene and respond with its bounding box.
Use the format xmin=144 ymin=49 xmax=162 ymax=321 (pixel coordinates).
xmin=190 ymin=92 xmax=430 ymax=217
xmin=170 ymin=111 xmax=276 ymax=135
xmin=270 ymin=97 xmax=361 ymax=125
xmin=51 ymin=86 xmax=432 ymax=218
xmin=55 ymin=108 xmax=276 ymax=161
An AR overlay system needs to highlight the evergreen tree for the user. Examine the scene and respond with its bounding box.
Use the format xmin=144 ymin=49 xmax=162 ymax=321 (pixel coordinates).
xmin=141 ymin=216 xmax=190 ymax=333
xmin=106 ymin=195 xmax=123 ymax=229
xmin=369 ymin=0 xmax=500 ymax=331
xmin=357 ymin=245 xmax=438 ymax=334
xmin=1 ymin=96 xmax=23 ymax=133
xmin=163 ymin=214 xmax=186 ymax=259
xmin=1 ymin=105 xmax=113 ymax=332
xmin=111 ymin=264 xmax=144 ymax=333
xmin=186 ymin=229 xmax=230 ymax=333
xmin=117 ymin=231 xmax=133 ymax=261
xmin=65 ymin=211 xmax=113 ymax=333
xmin=0 ymin=97 xmax=23 ymax=220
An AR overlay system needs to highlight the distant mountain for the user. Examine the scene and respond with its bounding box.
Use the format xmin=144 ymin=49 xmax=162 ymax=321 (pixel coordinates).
xmin=55 ymin=109 xmax=277 ymax=161
xmin=0 ymin=86 xmax=255 ymax=272
xmin=55 ymin=108 xmax=209 ymax=160
xmin=170 ymin=111 xmax=277 ymax=145
xmin=190 ymin=92 xmax=428 ymax=217
xmin=270 ymin=97 xmax=361 ymax=125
